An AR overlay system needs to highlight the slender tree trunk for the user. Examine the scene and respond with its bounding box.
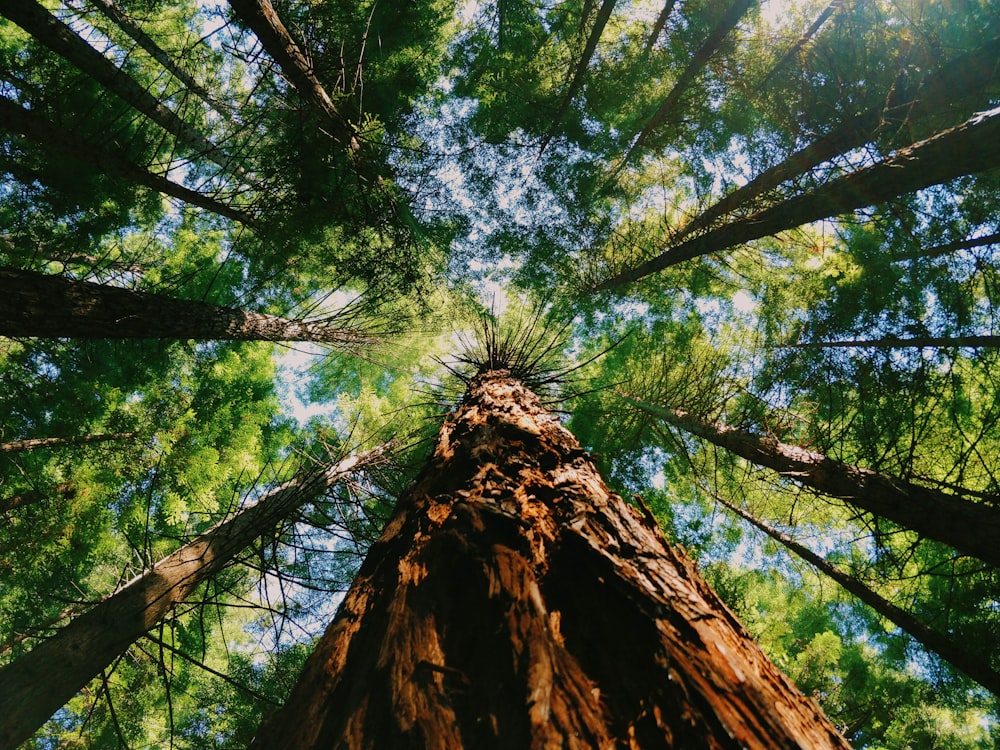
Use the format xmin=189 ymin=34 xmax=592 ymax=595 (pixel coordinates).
xmin=789 ymin=334 xmax=1000 ymax=349
xmin=755 ymin=0 xmax=847 ymax=91
xmin=618 ymin=0 xmax=757 ymax=167
xmin=539 ymin=0 xmax=618 ymax=153
xmin=673 ymin=36 xmax=1000 ymax=242
xmin=0 ymin=96 xmax=258 ymax=227
xmin=596 ymin=103 xmax=1000 ymax=289
xmin=1 ymin=433 xmax=137 ymax=454
xmin=627 ymin=397 xmax=1000 ymax=566
xmin=0 ymin=449 xmax=382 ymax=750
xmin=0 ymin=483 xmax=76 ymax=514
xmin=0 ymin=0 xmax=234 ymax=173
xmin=892 ymin=230 xmax=1000 ymax=261
xmin=712 ymin=492 xmax=1000 ymax=695
xmin=0 ymin=267 xmax=373 ymax=344
xmin=227 ymin=0 xmax=360 ymax=153
xmin=70 ymin=0 xmax=219 ymax=108
xmin=250 ymin=371 xmax=849 ymax=749
xmin=643 ymin=0 xmax=678 ymax=54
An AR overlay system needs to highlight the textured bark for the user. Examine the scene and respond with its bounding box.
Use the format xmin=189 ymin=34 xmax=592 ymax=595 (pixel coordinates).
xmin=250 ymin=372 xmax=849 ymax=749
xmin=227 ymin=0 xmax=360 ymax=153
xmin=0 ymin=433 xmax=137 ymax=454
xmin=631 ymin=398 xmax=1000 ymax=566
xmin=672 ymin=36 xmax=1000 ymax=242
xmin=0 ymin=0 xmax=234 ymax=172
xmin=713 ymin=492 xmax=1000 ymax=695
xmin=790 ymin=334 xmax=1000 ymax=349
xmin=0 ymin=267 xmax=372 ymax=344
xmin=597 ymin=103 xmax=1000 ymax=289
xmin=0 ymin=96 xmax=257 ymax=227
xmin=0 ymin=449 xmax=380 ymax=750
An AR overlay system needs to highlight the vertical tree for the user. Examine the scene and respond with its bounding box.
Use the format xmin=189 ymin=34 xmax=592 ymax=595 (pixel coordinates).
xmin=250 ymin=369 xmax=849 ymax=748
xmin=0 ymin=447 xmax=384 ymax=750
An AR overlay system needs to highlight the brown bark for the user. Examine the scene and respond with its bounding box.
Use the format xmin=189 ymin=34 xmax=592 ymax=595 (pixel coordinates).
xmin=596 ymin=103 xmax=1000 ymax=290
xmin=0 ymin=449 xmax=381 ymax=750
xmin=673 ymin=36 xmax=1000 ymax=242
xmin=0 ymin=0 xmax=234 ymax=173
xmin=1 ymin=433 xmax=137 ymax=454
xmin=226 ymin=0 xmax=360 ymax=153
xmin=628 ymin=397 xmax=1000 ymax=566
xmin=713 ymin=492 xmax=1000 ymax=695
xmin=250 ymin=371 xmax=849 ymax=749
xmin=0 ymin=267 xmax=374 ymax=344
xmin=789 ymin=334 xmax=1000 ymax=349
xmin=0 ymin=96 xmax=258 ymax=227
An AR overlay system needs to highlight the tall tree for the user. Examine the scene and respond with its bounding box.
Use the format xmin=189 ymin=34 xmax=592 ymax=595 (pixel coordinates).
xmin=250 ymin=370 xmax=849 ymax=748
xmin=0 ymin=447 xmax=384 ymax=750
xmin=624 ymin=396 xmax=1000 ymax=566
xmin=0 ymin=267 xmax=374 ymax=344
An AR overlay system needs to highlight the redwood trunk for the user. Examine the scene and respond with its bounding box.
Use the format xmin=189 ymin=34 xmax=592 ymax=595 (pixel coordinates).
xmin=251 ymin=372 xmax=849 ymax=749
xmin=714 ymin=492 xmax=1000 ymax=695
xmin=0 ymin=450 xmax=379 ymax=750
xmin=631 ymin=398 xmax=1000 ymax=566
xmin=0 ymin=267 xmax=371 ymax=343
xmin=1 ymin=433 xmax=137 ymax=454
xmin=597 ymin=102 xmax=1000 ymax=290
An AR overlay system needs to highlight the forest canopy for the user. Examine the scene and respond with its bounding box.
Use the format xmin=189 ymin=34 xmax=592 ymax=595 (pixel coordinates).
xmin=1 ymin=0 xmax=1000 ymax=746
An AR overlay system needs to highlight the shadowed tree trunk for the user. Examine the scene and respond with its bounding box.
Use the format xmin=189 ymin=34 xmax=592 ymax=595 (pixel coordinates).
xmin=597 ymin=103 xmax=1000 ymax=289
xmin=0 ymin=267 xmax=373 ymax=344
xmin=0 ymin=482 xmax=76 ymax=514
xmin=617 ymin=0 xmax=757 ymax=168
xmin=227 ymin=0 xmax=360 ymax=153
xmin=673 ymin=36 xmax=1000 ymax=242
xmin=643 ymin=0 xmax=678 ymax=54
xmin=0 ymin=96 xmax=258 ymax=227
xmin=0 ymin=448 xmax=383 ymax=750
xmin=249 ymin=371 xmax=849 ymax=749
xmin=712 ymin=491 xmax=1000 ymax=695
xmin=789 ymin=334 xmax=1000 ymax=349
xmin=627 ymin=397 xmax=1000 ymax=566
xmin=0 ymin=0 xmax=235 ymax=173
xmin=1 ymin=433 xmax=137 ymax=454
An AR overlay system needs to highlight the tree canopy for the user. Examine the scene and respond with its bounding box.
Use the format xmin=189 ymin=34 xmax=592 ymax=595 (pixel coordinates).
xmin=1 ymin=0 xmax=999 ymax=746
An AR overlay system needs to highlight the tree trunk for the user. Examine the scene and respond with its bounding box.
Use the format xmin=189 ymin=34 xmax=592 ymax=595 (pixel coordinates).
xmin=596 ymin=103 xmax=1000 ymax=289
xmin=754 ymin=0 xmax=847 ymax=92
xmin=0 ymin=267 xmax=373 ymax=344
xmin=0 ymin=0 xmax=235 ymax=173
xmin=1 ymin=433 xmax=137 ymax=454
xmin=250 ymin=371 xmax=849 ymax=749
xmin=712 ymin=492 xmax=1000 ymax=695
xmin=789 ymin=334 xmax=1000 ymax=349
xmin=0 ymin=449 xmax=381 ymax=750
xmin=539 ymin=0 xmax=618 ymax=153
xmin=71 ymin=0 xmax=220 ymax=109
xmin=227 ymin=0 xmax=360 ymax=153
xmin=0 ymin=96 xmax=258 ymax=227
xmin=0 ymin=482 xmax=76 ymax=514
xmin=618 ymin=0 xmax=757 ymax=167
xmin=643 ymin=0 xmax=678 ymax=54
xmin=628 ymin=397 xmax=1000 ymax=566
xmin=672 ymin=36 xmax=1000 ymax=242
xmin=891 ymin=230 xmax=1000 ymax=261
